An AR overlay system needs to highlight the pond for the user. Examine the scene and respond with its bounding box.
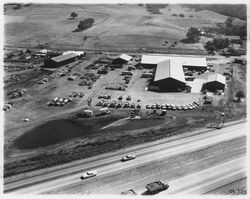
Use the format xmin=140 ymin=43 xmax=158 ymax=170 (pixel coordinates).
xmin=14 ymin=117 xmax=165 ymax=149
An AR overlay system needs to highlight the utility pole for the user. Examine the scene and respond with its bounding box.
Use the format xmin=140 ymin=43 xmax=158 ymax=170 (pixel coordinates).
xmin=94 ymin=42 xmax=99 ymax=54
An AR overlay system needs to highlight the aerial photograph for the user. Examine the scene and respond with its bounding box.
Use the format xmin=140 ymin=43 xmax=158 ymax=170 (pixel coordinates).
xmin=2 ymin=1 xmax=247 ymax=196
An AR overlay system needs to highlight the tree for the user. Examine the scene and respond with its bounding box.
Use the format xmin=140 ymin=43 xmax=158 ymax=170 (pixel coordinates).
xmin=235 ymin=90 xmax=245 ymax=101
xmin=239 ymin=25 xmax=247 ymax=39
xmin=185 ymin=27 xmax=201 ymax=43
xmin=225 ymin=17 xmax=235 ymax=28
xmin=77 ymin=18 xmax=95 ymax=31
xmin=71 ymin=12 xmax=78 ymax=18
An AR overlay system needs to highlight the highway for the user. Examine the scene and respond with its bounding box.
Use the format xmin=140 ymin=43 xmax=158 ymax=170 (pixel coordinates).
xmin=5 ymin=122 xmax=246 ymax=194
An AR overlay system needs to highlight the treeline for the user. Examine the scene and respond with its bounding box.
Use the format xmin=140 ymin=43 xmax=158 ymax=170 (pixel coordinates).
xmin=203 ymin=17 xmax=247 ymax=39
xmin=183 ymin=4 xmax=246 ymax=20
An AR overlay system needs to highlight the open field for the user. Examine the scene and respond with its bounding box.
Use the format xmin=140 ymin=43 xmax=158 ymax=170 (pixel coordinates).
xmin=4 ymin=4 xmax=242 ymax=53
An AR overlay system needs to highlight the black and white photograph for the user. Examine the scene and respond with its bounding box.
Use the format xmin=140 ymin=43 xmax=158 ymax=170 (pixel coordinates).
xmin=1 ymin=0 xmax=248 ymax=197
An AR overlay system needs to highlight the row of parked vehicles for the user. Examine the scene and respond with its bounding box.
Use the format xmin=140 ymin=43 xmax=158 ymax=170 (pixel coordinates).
xmin=48 ymin=97 xmax=72 ymax=106
xmin=146 ymin=102 xmax=200 ymax=111
xmin=96 ymin=100 xmax=141 ymax=109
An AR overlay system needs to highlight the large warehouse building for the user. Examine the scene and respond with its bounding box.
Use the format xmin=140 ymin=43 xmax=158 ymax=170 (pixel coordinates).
xmin=141 ymin=54 xmax=207 ymax=71
xmin=44 ymin=51 xmax=85 ymax=68
xmin=203 ymin=74 xmax=226 ymax=92
xmin=151 ymin=60 xmax=186 ymax=92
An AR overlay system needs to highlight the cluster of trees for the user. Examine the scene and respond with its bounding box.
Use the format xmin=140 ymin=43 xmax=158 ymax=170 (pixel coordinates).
xmin=146 ymin=4 xmax=167 ymax=14
xmin=76 ymin=18 xmax=95 ymax=32
xmin=204 ymin=38 xmax=230 ymax=52
xmin=202 ymin=17 xmax=247 ymax=39
xmin=181 ymin=27 xmax=201 ymax=43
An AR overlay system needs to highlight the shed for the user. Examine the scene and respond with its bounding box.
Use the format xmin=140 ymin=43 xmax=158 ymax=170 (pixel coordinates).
xmin=112 ymin=54 xmax=132 ymax=65
xmin=203 ymin=74 xmax=226 ymax=92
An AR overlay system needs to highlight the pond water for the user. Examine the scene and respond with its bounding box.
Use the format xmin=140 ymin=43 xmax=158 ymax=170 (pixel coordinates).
xmin=14 ymin=117 xmax=165 ymax=149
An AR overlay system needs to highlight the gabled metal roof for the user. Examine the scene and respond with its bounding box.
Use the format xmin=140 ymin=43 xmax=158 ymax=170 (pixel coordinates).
xmin=206 ymin=74 xmax=226 ymax=85
xmin=118 ymin=54 xmax=132 ymax=62
xmin=154 ymin=60 xmax=186 ymax=83
xmin=51 ymin=53 xmax=78 ymax=63
xmin=141 ymin=55 xmax=207 ymax=67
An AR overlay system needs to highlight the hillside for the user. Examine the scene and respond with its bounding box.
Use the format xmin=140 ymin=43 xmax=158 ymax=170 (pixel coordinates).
xmin=4 ymin=4 xmax=245 ymax=53
xmin=183 ymin=4 xmax=247 ymax=20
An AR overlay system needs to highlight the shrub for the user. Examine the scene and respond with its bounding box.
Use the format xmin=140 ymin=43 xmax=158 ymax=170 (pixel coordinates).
xmin=172 ymin=14 xmax=177 ymax=16
xmin=70 ymin=12 xmax=78 ymax=18
xmin=235 ymin=90 xmax=245 ymax=99
xmin=179 ymin=14 xmax=185 ymax=17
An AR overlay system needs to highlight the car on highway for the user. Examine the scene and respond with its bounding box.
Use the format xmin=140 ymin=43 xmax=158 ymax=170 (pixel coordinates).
xmin=121 ymin=189 xmax=137 ymax=195
xmin=121 ymin=154 xmax=136 ymax=162
xmin=146 ymin=181 xmax=169 ymax=194
xmin=80 ymin=171 xmax=97 ymax=179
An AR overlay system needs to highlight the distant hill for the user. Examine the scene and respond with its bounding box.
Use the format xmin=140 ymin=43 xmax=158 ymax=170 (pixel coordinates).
xmin=183 ymin=4 xmax=246 ymax=20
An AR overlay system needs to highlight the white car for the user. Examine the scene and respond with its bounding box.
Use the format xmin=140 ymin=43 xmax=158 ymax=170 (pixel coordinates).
xmin=80 ymin=171 xmax=97 ymax=179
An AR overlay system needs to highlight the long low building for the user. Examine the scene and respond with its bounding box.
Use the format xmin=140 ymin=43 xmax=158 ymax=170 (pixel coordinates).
xmin=151 ymin=59 xmax=186 ymax=92
xmin=141 ymin=54 xmax=207 ymax=71
xmin=44 ymin=52 xmax=84 ymax=68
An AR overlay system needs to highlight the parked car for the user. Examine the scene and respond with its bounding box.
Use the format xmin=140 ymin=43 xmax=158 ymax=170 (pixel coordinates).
xmin=80 ymin=171 xmax=97 ymax=179
xmin=118 ymin=95 xmax=123 ymax=100
xmin=146 ymin=105 xmax=151 ymax=109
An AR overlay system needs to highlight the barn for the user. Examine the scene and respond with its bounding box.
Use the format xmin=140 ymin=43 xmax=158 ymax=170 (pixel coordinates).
xmin=112 ymin=54 xmax=132 ymax=65
xmin=203 ymin=74 xmax=226 ymax=92
xmin=44 ymin=53 xmax=79 ymax=68
xmin=141 ymin=55 xmax=207 ymax=71
xmin=150 ymin=60 xmax=186 ymax=92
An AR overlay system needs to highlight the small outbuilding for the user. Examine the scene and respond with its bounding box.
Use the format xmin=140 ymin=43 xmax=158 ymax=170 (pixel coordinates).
xmin=203 ymin=74 xmax=226 ymax=92
xmin=112 ymin=54 xmax=132 ymax=65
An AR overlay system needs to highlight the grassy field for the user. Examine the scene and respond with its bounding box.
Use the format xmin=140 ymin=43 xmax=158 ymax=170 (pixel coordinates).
xmin=4 ymin=4 xmax=241 ymax=53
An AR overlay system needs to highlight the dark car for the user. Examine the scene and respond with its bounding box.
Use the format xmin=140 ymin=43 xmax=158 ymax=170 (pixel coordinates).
xmin=121 ymin=154 xmax=136 ymax=162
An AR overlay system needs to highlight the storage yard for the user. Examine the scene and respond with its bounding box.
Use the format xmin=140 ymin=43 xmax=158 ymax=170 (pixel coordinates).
xmin=3 ymin=3 xmax=247 ymax=195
